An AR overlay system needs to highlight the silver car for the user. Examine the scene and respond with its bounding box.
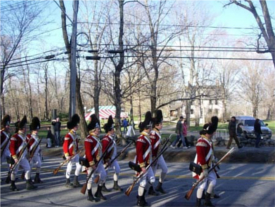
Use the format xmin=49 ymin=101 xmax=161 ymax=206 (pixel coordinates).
xmin=235 ymin=116 xmax=272 ymax=139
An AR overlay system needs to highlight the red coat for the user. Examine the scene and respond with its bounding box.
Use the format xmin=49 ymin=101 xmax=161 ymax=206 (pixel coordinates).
xmin=84 ymin=134 xmax=101 ymax=167
xmin=102 ymin=135 xmax=115 ymax=164
xmin=193 ymin=135 xmax=213 ymax=179
xmin=136 ymin=132 xmax=151 ymax=168
xmin=63 ymin=132 xmax=79 ymax=157
xmin=9 ymin=133 xmax=27 ymax=159
xmin=150 ymin=129 xmax=161 ymax=158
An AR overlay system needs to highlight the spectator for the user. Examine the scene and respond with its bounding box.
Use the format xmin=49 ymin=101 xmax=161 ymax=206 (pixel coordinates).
xmin=46 ymin=127 xmax=54 ymax=148
xmin=227 ymin=116 xmax=243 ymax=149
xmin=170 ymin=116 xmax=187 ymax=149
xmin=122 ymin=118 xmax=128 ymax=134
xmin=183 ymin=120 xmax=191 ymax=148
xmin=254 ymin=119 xmax=262 ymax=148
xmin=236 ymin=123 xmax=243 ymax=137
xmin=52 ymin=117 xmax=61 ymax=147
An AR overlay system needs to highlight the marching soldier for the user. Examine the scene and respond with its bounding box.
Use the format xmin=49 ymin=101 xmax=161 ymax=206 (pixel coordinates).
xmin=135 ymin=111 xmax=155 ymax=206
xmin=149 ymin=110 xmax=168 ymax=195
xmin=26 ymin=117 xmax=43 ymax=183
xmin=9 ymin=116 xmax=37 ymax=190
xmin=1 ymin=115 xmax=11 ymax=183
xmin=193 ymin=116 xmax=219 ymax=207
xmin=85 ymin=114 xmax=107 ymax=202
xmin=63 ymin=114 xmax=82 ymax=188
xmin=102 ymin=115 xmax=123 ymax=192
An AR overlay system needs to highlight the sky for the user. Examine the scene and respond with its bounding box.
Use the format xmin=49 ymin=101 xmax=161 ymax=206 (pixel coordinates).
xmin=1 ymin=0 xmax=274 ymax=62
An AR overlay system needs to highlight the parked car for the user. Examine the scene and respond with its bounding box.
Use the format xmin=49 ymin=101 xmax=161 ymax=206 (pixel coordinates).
xmin=235 ymin=116 xmax=272 ymax=139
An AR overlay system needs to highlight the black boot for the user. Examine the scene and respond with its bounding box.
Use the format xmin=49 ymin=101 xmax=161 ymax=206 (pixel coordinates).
xmin=113 ymin=181 xmax=123 ymax=191
xmin=155 ymin=182 xmax=166 ymax=194
xmin=34 ymin=173 xmax=43 ymax=183
xmin=148 ymin=185 xmax=159 ymax=196
xmin=87 ymin=189 xmax=100 ymax=202
xmin=137 ymin=195 xmax=144 ymax=206
xmin=5 ymin=172 xmax=11 ymax=184
xmin=21 ymin=171 xmax=25 ymax=180
xmin=142 ymin=190 xmax=149 ymax=206
xmin=65 ymin=178 xmax=74 ymax=188
xmin=26 ymin=179 xmax=37 ymax=190
xmin=10 ymin=181 xmax=19 ymax=191
xmin=73 ymin=176 xmax=80 ymax=187
xmin=102 ymin=183 xmax=111 ymax=192
xmin=205 ymin=192 xmax=214 ymax=206
xmin=94 ymin=185 xmax=107 ymax=200
xmin=196 ymin=198 xmax=202 ymax=207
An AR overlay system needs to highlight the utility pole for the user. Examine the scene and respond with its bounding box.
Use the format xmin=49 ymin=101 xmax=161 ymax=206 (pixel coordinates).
xmin=69 ymin=0 xmax=79 ymax=117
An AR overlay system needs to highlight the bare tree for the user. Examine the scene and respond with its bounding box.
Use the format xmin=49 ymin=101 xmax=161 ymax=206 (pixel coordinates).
xmin=0 ymin=1 xmax=50 ymax=119
xmin=225 ymin=0 xmax=275 ymax=68
xmin=238 ymin=59 xmax=265 ymax=117
xmin=59 ymin=0 xmax=88 ymax=139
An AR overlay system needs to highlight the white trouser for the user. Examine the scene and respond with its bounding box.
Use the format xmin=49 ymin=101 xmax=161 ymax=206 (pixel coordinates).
xmin=86 ymin=161 xmax=107 ymax=189
xmin=197 ymin=170 xmax=217 ymax=198
xmin=30 ymin=154 xmax=42 ymax=173
xmin=11 ymin=157 xmax=31 ymax=180
xmin=152 ymin=155 xmax=168 ymax=183
xmin=105 ymin=160 xmax=120 ymax=181
xmin=66 ymin=154 xmax=82 ymax=179
xmin=138 ymin=166 xmax=155 ymax=196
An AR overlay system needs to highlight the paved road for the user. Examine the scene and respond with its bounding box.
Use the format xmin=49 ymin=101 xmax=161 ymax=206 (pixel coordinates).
xmin=1 ymin=158 xmax=275 ymax=207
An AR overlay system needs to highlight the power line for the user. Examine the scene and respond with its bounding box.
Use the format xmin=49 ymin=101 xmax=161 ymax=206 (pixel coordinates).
xmin=77 ymin=21 xmax=259 ymax=30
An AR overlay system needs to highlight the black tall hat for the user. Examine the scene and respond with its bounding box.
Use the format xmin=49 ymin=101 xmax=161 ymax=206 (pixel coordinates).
xmin=15 ymin=115 xmax=27 ymax=131
xmin=103 ymin=115 xmax=114 ymax=133
xmin=30 ymin=117 xmax=40 ymax=130
xmin=1 ymin=115 xmax=11 ymax=129
xmin=139 ymin=111 xmax=152 ymax=132
xmin=152 ymin=110 xmax=163 ymax=127
xmin=201 ymin=116 xmax=219 ymax=135
xmin=67 ymin=114 xmax=80 ymax=130
xmin=87 ymin=114 xmax=100 ymax=131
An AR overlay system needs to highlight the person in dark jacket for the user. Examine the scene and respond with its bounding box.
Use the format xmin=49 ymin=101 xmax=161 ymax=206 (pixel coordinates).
xmin=170 ymin=116 xmax=187 ymax=149
xmin=52 ymin=117 xmax=61 ymax=147
xmin=254 ymin=119 xmax=262 ymax=148
xmin=227 ymin=116 xmax=242 ymax=149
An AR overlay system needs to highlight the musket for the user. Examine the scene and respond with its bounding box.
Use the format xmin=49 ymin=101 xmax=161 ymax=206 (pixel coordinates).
xmin=29 ymin=136 xmax=43 ymax=161
xmin=125 ymin=133 xmax=174 ymax=196
xmin=53 ymin=148 xmax=84 ymax=175
xmin=10 ymin=140 xmax=30 ymax=172
xmin=80 ymin=140 xmax=113 ymax=195
xmin=94 ymin=138 xmax=135 ymax=184
xmin=184 ymin=147 xmax=235 ymax=200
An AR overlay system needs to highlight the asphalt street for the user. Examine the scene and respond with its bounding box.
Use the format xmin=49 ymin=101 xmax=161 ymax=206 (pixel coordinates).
xmin=1 ymin=158 xmax=275 ymax=207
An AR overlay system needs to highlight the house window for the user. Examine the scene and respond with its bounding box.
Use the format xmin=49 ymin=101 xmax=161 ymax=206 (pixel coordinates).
xmin=209 ymin=100 xmax=212 ymax=104
xmin=191 ymin=109 xmax=194 ymax=114
xmin=215 ymin=99 xmax=218 ymax=105
xmin=214 ymin=109 xmax=219 ymax=114
xmin=208 ymin=109 xmax=212 ymax=113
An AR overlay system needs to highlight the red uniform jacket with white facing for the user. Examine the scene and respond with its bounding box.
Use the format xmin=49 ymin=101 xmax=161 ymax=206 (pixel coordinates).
xmin=9 ymin=133 xmax=28 ymax=160
xmin=135 ymin=132 xmax=151 ymax=168
xmin=102 ymin=135 xmax=116 ymax=164
xmin=63 ymin=131 xmax=79 ymax=157
xmin=193 ymin=135 xmax=214 ymax=179
xmin=84 ymin=133 xmax=101 ymax=167
xmin=1 ymin=130 xmax=9 ymax=149
xmin=26 ymin=134 xmax=41 ymax=156
xmin=150 ymin=129 xmax=161 ymax=158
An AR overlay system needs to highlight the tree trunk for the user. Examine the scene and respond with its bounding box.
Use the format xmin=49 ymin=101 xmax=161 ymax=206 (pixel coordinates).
xmin=44 ymin=65 xmax=49 ymax=120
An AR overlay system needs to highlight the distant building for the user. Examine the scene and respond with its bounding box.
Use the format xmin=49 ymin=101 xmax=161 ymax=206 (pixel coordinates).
xmin=170 ymin=85 xmax=224 ymax=125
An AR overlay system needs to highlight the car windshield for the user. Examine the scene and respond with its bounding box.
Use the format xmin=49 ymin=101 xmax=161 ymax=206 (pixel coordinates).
xmin=244 ymin=120 xmax=265 ymax=126
xmin=244 ymin=120 xmax=255 ymax=126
